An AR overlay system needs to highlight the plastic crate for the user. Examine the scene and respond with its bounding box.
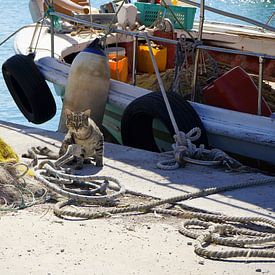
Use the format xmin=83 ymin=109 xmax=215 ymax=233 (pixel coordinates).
xmin=134 ymin=2 xmax=196 ymax=30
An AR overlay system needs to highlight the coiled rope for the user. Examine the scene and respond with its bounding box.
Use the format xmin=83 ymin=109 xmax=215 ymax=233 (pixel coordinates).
xmin=36 ymin=164 xmax=125 ymax=204
xmin=156 ymin=127 xmax=246 ymax=171
xmin=51 ymin=172 xmax=275 ymax=259
xmin=29 ymin=143 xmax=275 ymax=260
xmin=180 ymin=219 xmax=275 ymax=259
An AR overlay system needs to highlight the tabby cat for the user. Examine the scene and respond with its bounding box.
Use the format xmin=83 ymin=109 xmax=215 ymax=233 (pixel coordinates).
xmin=60 ymin=109 xmax=104 ymax=168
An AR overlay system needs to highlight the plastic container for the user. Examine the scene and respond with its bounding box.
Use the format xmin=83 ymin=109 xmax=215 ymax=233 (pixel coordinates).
xmin=109 ymin=56 xmax=129 ymax=83
xmin=137 ymin=44 xmax=167 ymax=73
xmin=118 ymin=41 xmax=134 ymax=75
xmin=134 ymin=2 xmax=196 ymax=30
xmin=202 ymin=66 xmax=272 ymax=117
xmin=105 ymin=47 xmax=126 ymax=59
xmin=106 ymin=47 xmax=128 ymax=83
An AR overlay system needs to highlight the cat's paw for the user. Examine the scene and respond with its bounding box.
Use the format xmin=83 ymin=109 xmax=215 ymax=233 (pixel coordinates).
xmin=95 ymin=160 xmax=103 ymax=167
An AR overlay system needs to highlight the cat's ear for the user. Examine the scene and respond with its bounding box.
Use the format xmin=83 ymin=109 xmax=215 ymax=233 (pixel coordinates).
xmin=83 ymin=109 xmax=91 ymax=117
xmin=65 ymin=109 xmax=72 ymax=117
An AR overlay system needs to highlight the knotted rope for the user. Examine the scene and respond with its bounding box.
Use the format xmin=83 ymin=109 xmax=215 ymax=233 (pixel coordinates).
xmin=144 ymin=33 xmax=242 ymax=171
xmin=28 ymin=144 xmax=275 ymax=260
xmin=157 ymin=127 xmax=245 ymax=170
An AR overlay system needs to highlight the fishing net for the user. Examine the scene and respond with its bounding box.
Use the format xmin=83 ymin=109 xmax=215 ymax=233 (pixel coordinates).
xmin=0 ymin=138 xmax=48 ymax=213
xmin=136 ymin=56 xmax=275 ymax=111
xmin=0 ymin=163 xmax=49 ymax=213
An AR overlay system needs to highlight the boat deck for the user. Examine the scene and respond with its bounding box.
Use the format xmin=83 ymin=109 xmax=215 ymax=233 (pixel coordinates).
xmin=0 ymin=121 xmax=274 ymax=274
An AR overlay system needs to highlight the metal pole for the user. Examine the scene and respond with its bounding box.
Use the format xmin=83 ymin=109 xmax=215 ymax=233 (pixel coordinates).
xmin=49 ymin=12 xmax=275 ymax=61
xmin=132 ymin=36 xmax=138 ymax=86
xmin=50 ymin=11 xmax=275 ymax=60
xmin=29 ymin=22 xmax=41 ymax=53
xmin=50 ymin=0 xmax=55 ymax=58
xmin=50 ymin=15 xmax=55 ymax=58
xmin=257 ymin=56 xmax=264 ymax=115
xmin=191 ymin=0 xmax=205 ymax=102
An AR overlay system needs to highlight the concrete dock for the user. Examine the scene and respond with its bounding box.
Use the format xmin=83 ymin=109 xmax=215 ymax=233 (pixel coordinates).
xmin=0 ymin=121 xmax=274 ymax=275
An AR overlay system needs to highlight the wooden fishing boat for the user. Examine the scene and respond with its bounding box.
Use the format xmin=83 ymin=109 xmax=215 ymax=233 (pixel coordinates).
xmin=29 ymin=0 xmax=275 ymax=80
xmin=3 ymin=0 xmax=275 ymax=165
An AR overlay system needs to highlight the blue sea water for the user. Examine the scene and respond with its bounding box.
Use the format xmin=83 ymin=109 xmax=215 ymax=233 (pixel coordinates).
xmin=0 ymin=0 xmax=274 ymax=131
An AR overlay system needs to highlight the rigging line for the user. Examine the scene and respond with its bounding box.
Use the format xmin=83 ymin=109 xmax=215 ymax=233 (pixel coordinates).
xmin=88 ymin=0 xmax=93 ymax=28
xmin=0 ymin=25 xmax=35 ymax=47
xmin=33 ymin=17 xmax=47 ymax=53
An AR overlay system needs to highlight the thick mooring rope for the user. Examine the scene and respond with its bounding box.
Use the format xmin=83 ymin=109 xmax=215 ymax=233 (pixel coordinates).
xmin=53 ymin=177 xmax=274 ymax=220
xmin=180 ymin=219 xmax=275 ymax=259
xmin=31 ymin=143 xmax=275 ymax=260
xmin=51 ymin=175 xmax=275 ymax=260
xmin=35 ymin=164 xmax=125 ymax=204
xmin=156 ymin=128 xmax=245 ymax=171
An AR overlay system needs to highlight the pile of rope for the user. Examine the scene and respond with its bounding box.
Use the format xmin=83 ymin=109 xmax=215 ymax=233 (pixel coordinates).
xmin=0 ymin=138 xmax=48 ymax=212
xmin=35 ymin=152 xmax=275 ymax=260
xmin=15 ymin=143 xmax=274 ymax=260
xmin=156 ymin=127 xmax=248 ymax=171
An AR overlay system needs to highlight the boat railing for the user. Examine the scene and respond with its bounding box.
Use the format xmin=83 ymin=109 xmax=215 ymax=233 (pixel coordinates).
xmin=179 ymin=0 xmax=275 ymax=33
xmin=48 ymin=11 xmax=275 ymax=59
xmin=47 ymin=2 xmax=275 ymax=116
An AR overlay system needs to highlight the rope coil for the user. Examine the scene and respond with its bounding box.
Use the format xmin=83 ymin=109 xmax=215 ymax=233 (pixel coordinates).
xmin=180 ymin=219 xmax=275 ymax=259
xmin=26 ymin=144 xmax=275 ymax=260
xmin=157 ymin=128 xmax=243 ymax=170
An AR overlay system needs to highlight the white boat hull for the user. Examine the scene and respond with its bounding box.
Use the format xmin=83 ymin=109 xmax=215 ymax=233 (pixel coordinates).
xmin=12 ymin=23 xmax=275 ymax=165
xmin=35 ymin=57 xmax=275 ymax=165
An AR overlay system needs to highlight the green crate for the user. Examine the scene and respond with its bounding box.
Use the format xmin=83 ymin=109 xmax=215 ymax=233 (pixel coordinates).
xmin=134 ymin=2 xmax=196 ymax=30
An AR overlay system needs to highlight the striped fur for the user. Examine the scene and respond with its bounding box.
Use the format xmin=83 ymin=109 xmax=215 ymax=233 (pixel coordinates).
xmin=60 ymin=109 xmax=104 ymax=168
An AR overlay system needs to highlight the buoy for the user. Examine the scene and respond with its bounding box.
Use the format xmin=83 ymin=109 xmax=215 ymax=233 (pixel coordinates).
xmin=59 ymin=38 xmax=110 ymax=132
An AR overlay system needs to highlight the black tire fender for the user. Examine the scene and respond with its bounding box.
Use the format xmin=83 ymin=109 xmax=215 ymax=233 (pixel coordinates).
xmin=121 ymin=92 xmax=208 ymax=152
xmin=2 ymin=54 xmax=56 ymax=124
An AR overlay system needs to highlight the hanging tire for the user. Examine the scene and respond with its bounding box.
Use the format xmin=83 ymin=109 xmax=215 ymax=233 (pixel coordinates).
xmin=121 ymin=92 xmax=208 ymax=152
xmin=2 ymin=54 xmax=56 ymax=124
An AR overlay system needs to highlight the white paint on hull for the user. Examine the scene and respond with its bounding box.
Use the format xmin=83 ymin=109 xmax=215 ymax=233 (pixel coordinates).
xmin=13 ymin=23 xmax=275 ymax=164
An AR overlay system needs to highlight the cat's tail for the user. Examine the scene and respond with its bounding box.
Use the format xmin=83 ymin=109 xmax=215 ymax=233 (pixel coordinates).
xmin=22 ymin=146 xmax=59 ymax=162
